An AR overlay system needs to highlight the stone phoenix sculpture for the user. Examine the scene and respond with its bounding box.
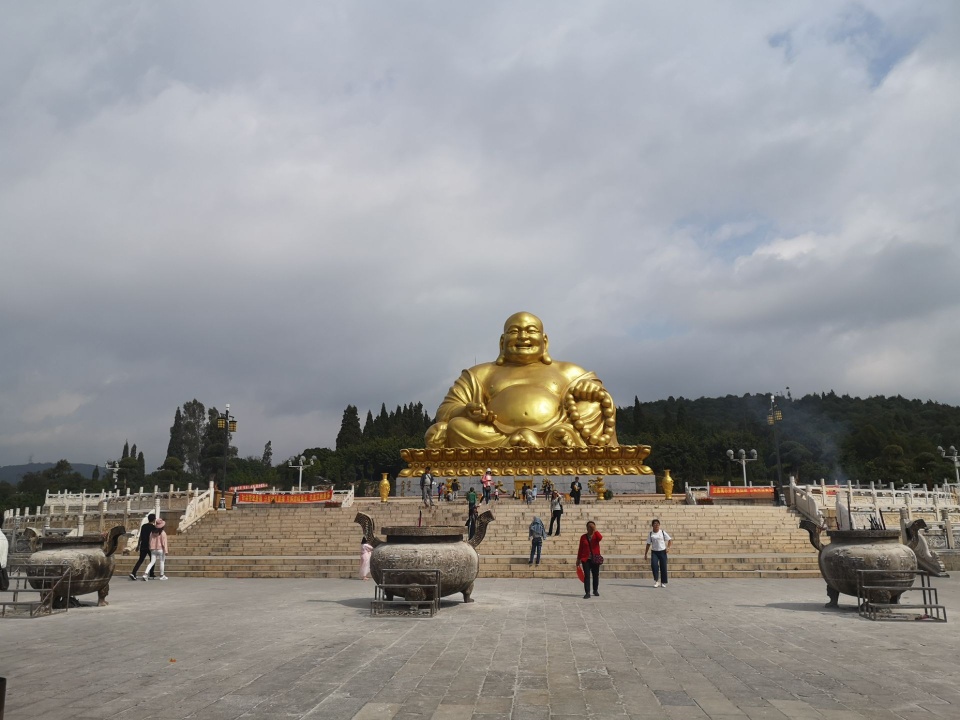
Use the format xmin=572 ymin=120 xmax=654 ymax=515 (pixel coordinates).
xmin=425 ymin=312 xmax=617 ymax=449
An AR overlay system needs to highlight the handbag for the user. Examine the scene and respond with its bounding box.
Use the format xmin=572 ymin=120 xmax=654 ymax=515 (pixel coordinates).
xmin=594 ymin=554 xmax=604 ymax=565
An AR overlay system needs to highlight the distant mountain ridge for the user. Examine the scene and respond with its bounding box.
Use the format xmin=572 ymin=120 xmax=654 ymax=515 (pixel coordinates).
xmin=0 ymin=462 xmax=99 ymax=484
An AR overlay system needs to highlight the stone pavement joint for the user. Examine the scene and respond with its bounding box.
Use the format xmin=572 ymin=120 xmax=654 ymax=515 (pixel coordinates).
xmin=0 ymin=576 xmax=958 ymax=719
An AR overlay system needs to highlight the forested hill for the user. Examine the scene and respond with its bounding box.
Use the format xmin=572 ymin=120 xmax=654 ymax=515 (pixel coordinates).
xmin=615 ymin=392 xmax=960 ymax=486
xmin=2 ymin=394 xmax=958 ymax=519
xmin=0 ymin=462 xmax=98 ymax=484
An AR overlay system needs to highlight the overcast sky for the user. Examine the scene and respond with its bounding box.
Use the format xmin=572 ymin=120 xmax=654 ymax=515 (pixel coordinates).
xmin=2 ymin=1 xmax=958 ymax=473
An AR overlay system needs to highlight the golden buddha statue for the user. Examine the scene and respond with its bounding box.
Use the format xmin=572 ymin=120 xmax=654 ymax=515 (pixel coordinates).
xmin=425 ymin=312 xmax=618 ymax=449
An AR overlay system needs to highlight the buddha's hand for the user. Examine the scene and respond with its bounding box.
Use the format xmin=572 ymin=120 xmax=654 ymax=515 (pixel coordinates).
xmin=572 ymin=379 xmax=605 ymax=402
xmin=465 ymin=402 xmax=496 ymax=424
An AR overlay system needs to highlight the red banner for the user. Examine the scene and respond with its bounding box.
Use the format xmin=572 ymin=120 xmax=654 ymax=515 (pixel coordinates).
xmin=237 ymin=489 xmax=333 ymax=504
xmin=709 ymin=485 xmax=774 ymax=497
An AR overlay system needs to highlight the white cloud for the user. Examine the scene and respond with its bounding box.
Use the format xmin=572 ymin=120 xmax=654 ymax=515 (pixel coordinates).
xmin=0 ymin=1 xmax=958 ymax=470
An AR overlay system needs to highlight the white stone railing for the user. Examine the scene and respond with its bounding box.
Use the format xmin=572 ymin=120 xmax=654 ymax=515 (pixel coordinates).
xmin=2 ymin=483 xmax=210 ymax=535
xmin=790 ymin=484 xmax=826 ymax=527
xmin=178 ymin=482 xmax=216 ymax=533
xmin=787 ymin=479 xmax=959 ymax=515
xmin=44 ymin=485 xmax=196 ymax=513
xmin=333 ymin=485 xmax=355 ymax=508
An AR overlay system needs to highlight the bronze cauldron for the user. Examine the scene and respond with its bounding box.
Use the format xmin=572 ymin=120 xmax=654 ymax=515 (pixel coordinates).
xmin=27 ymin=526 xmax=125 ymax=607
xmin=355 ymin=511 xmax=493 ymax=603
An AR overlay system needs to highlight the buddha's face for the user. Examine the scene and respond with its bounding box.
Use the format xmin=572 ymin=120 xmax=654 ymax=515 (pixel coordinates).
xmin=500 ymin=312 xmax=546 ymax=365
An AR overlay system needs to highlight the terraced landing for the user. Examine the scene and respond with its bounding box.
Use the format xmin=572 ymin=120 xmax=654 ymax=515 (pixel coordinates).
xmin=114 ymin=496 xmax=820 ymax=579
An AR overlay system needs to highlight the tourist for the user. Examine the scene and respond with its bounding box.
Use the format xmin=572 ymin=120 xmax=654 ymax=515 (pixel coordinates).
xmin=570 ymin=477 xmax=582 ymax=505
xmin=467 ymin=486 xmax=477 ymax=513
xmin=522 ymin=485 xmax=531 ymax=504
xmin=530 ymin=483 xmax=538 ymax=502
xmin=437 ymin=481 xmax=445 ymax=504
xmin=0 ymin=516 xmax=9 ymax=592
xmin=359 ymin=537 xmax=374 ymax=580
xmin=420 ymin=466 xmax=434 ymax=507
xmin=576 ymin=521 xmax=603 ymax=599
xmin=450 ymin=478 xmax=460 ymax=501
xmin=481 ymin=468 xmax=494 ymax=504
xmin=548 ymin=491 xmax=563 ymax=536
xmin=528 ymin=515 xmax=546 ymax=566
xmin=142 ymin=518 xmax=169 ymax=581
xmin=129 ymin=513 xmax=157 ymax=580
xmin=465 ymin=505 xmax=479 ymax=541
xmin=644 ymin=518 xmax=672 ymax=587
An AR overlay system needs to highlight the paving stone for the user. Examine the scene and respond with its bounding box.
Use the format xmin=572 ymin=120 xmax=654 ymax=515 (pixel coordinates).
xmin=2 ymin=576 xmax=959 ymax=720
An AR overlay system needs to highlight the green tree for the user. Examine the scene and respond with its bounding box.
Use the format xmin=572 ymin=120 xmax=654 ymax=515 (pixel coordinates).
xmin=181 ymin=399 xmax=207 ymax=475
xmin=336 ymin=405 xmax=363 ymax=450
xmin=262 ymin=440 xmax=273 ymax=467
xmin=167 ymin=407 xmax=186 ymax=463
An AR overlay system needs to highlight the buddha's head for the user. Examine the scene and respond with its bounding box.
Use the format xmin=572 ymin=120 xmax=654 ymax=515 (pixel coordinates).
xmin=497 ymin=311 xmax=552 ymax=366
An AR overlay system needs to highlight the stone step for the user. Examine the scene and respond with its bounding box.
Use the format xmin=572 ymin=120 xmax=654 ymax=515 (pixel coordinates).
xmin=113 ymin=552 xmax=820 ymax=579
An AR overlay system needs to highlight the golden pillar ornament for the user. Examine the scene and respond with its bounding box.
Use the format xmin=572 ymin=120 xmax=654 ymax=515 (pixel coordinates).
xmin=379 ymin=473 xmax=391 ymax=503
xmin=661 ymin=469 xmax=674 ymax=500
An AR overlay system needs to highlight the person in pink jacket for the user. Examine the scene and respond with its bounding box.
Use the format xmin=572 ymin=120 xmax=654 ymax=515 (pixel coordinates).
xmin=142 ymin=518 xmax=169 ymax=580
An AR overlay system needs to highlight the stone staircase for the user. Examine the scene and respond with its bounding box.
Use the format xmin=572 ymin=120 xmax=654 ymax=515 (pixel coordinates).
xmin=113 ymin=497 xmax=820 ymax=580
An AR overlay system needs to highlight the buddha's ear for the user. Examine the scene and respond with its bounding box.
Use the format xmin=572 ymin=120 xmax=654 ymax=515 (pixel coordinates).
xmin=541 ymin=335 xmax=552 ymax=365
xmin=496 ymin=334 xmax=506 ymax=365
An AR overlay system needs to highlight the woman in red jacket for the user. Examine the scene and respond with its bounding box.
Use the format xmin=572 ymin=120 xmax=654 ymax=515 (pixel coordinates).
xmin=576 ymin=521 xmax=603 ymax=599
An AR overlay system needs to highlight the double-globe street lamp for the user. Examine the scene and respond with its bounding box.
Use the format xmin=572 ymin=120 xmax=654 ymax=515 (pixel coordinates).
xmin=288 ymin=455 xmax=317 ymax=493
xmin=726 ymin=448 xmax=758 ymax=485
xmin=216 ymin=404 xmax=237 ymax=509
xmin=768 ymin=393 xmax=786 ymax=506
xmin=936 ymin=445 xmax=960 ymax=486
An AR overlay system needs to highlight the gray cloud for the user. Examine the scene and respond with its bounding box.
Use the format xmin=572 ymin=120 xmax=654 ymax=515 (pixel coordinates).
xmin=1 ymin=2 xmax=958 ymax=472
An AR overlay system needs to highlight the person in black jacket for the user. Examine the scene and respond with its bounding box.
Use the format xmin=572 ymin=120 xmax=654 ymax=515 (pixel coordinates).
xmin=129 ymin=513 xmax=157 ymax=580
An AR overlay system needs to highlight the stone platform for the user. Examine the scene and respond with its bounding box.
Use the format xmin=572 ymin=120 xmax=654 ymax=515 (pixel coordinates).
xmin=2 ymin=575 xmax=959 ymax=719
xmin=398 ymin=445 xmax=654 ymax=478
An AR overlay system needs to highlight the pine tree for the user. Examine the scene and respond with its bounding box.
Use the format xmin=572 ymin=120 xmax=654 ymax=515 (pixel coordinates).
xmin=336 ymin=405 xmax=363 ymax=450
xmin=92 ymin=465 xmax=100 ymax=481
xmin=130 ymin=443 xmax=137 ymax=460
xmin=362 ymin=410 xmax=375 ymax=439
xmin=137 ymin=452 xmax=145 ymax=483
xmin=122 ymin=441 xmax=130 ymax=459
xmin=262 ymin=441 xmax=273 ymax=467
xmin=181 ymin=399 xmax=207 ymax=475
xmin=167 ymin=407 xmax=186 ymax=462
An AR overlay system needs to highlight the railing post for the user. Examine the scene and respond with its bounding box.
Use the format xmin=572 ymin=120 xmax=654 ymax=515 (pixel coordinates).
xmin=942 ymin=509 xmax=954 ymax=550
xmin=898 ymin=507 xmax=908 ymax=543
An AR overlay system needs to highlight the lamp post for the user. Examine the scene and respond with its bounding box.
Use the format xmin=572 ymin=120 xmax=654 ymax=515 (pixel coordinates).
xmin=288 ymin=455 xmax=317 ymax=493
xmin=936 ymin=445 xmax=960 ymax=486
xmin=104 ymin=461 xmax=121 ymax=493
xmin=726 ymin=448 xmax=757 ymax=485
xmin=768 ymin=394 xmax=785 ymax=506
xmin=216 ymin=404 xmax=237 ymax=509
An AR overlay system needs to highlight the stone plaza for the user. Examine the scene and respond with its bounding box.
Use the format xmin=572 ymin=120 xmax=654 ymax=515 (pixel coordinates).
xmin=2 ymin=574 xmax=958 ymax=720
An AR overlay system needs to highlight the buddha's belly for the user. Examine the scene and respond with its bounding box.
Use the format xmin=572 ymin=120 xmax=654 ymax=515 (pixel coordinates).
xmin=487 ymin=385 xmax=561 ymax=430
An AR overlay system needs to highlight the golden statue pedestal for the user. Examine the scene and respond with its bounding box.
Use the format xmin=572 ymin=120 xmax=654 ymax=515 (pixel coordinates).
xmin=399 ymin=445 xmax=653 ymax=478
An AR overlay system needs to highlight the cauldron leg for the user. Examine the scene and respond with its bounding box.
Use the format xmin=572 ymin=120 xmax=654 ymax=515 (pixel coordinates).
xmin=462 ymin=582 xmax=475 ymax=603
xmin=824 ymin=585 xmax=839 ymax=608
xmin=98 ymin=583 xmax=110 ymax=607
